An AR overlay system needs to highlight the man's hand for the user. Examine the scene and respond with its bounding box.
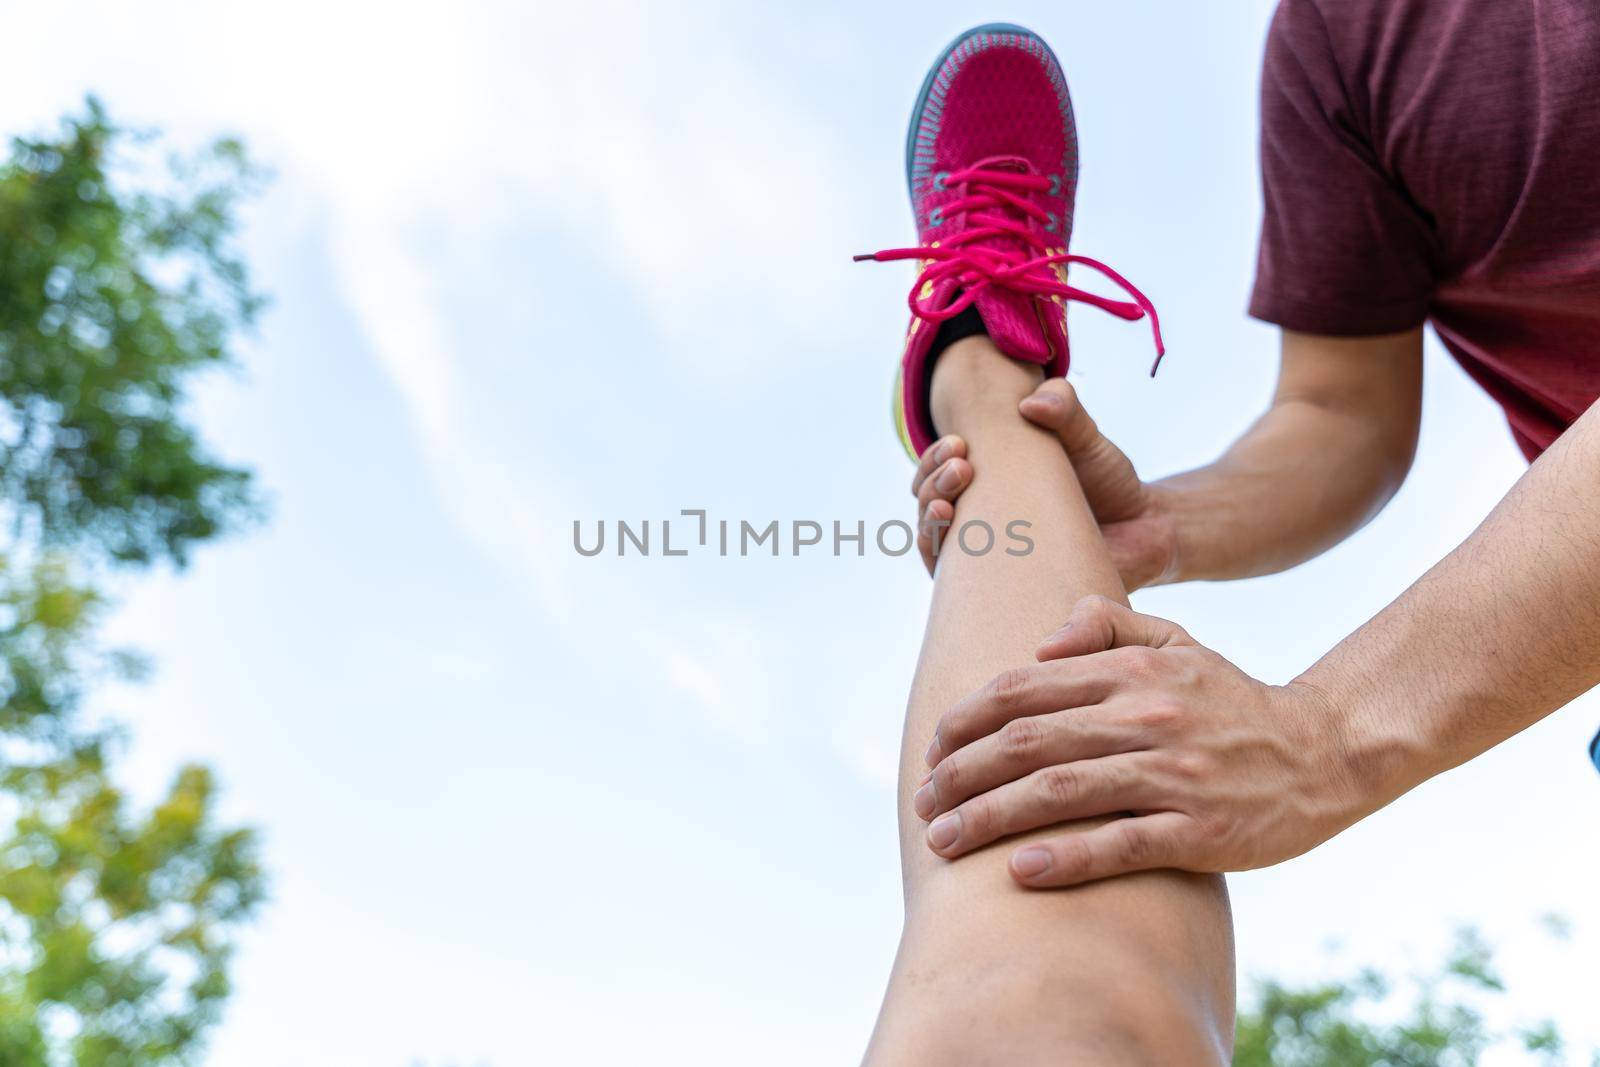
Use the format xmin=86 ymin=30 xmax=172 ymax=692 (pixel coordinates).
xmin=911 ymin=435 xmax=972 ymax=576
xmin=911 ymin=595 xmax=1362 ymax=887
xmin=911 ymin=379 xmax=1178 ymax=588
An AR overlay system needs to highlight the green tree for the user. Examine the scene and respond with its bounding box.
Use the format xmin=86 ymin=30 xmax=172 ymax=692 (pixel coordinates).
xmin=1235 ymin=925 xmax=1594 ymax=1067
xmin=0 ymin=99 xmax=266 ymax=1065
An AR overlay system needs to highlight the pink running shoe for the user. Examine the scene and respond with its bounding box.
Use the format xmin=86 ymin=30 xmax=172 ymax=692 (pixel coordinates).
xmin=856 ymin=23 xmax=1165 ymax=460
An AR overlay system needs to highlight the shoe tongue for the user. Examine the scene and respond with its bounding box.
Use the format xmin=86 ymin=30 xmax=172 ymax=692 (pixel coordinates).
xmin=975 ymin=154 xmax=1030 ymax=174
xmin=972 ymin=287 xmax=1051 ymax=364
xmin=960 ymin=155 xmax=1055 ymax=365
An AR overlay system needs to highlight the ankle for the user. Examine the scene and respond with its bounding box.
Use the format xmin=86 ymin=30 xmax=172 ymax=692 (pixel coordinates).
xmin=928 ymin=336 xmax=1044 ymax=437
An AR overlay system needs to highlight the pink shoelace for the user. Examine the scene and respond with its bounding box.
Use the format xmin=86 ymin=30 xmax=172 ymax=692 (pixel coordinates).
xmin=854 ymin=166 xmax=1166 ymax=374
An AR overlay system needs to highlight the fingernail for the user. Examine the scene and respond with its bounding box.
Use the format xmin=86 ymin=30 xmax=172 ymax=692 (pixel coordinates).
xmin=1012 ymin=848 xmax=1052 ymax=878
xmin=1026 ymin=392 xmax=1059 ymax=410
xmin=1038 ymin=623 xmax=1071 ymax=648
xmin=912 ymin=782 xmax=936 ymax=819
xmin=932 ymin=438 xmax=950 ymax=463
xmin=923 ymin=735 xmax=941 ymax=767
xmin=927 ymin=812 xmax=960 ymax=850
xmin=936 ymin=463 xmax=961 ymax=493
xmin=917 ymin=770 xmax=932 ymax=788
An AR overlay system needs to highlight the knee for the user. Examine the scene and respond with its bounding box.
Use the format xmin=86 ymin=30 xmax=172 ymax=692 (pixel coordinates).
xmin=893 ymin=960 xmax=1228 ymax=1067
xmin=1029 ymin=966 xmax=1230 ymax=1067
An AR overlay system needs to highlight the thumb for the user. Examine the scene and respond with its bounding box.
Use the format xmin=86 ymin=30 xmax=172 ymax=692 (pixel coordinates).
xmin=1019 ymin=378 xmax=1103 ymax=454
xmin=1019 ymin=380 xmax=1145 ymax=523
xmin=1036 ymin=595 xmax=1195 ymax=661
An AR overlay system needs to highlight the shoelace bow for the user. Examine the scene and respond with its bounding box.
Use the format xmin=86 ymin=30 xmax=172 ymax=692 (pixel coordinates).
xmin=854 ymin=166 xmax=1165 ymax=374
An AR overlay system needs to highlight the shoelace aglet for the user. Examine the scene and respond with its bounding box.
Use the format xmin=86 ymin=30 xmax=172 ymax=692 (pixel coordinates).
xmin=852 ymin=252 xmax=879 ymax=263
xmin=1148 ymin=328 xmax=1167 ymax=377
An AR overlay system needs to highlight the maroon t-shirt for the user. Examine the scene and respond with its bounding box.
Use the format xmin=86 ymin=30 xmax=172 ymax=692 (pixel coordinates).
xmin=1249 ymin=0 xmax=1600 ymax=460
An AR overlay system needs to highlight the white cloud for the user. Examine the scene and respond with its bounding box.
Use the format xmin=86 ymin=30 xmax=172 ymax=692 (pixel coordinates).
xmin=0 ymin=0 xmax=830 ymax=745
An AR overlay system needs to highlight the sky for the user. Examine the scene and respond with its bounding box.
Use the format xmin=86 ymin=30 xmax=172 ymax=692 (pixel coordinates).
xmin=3 ymin=1 xmax=1599 ymax=1064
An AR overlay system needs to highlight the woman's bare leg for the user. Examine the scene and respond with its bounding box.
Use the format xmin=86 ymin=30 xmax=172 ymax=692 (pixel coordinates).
xmin=865 ymin=338 xmax=1235 ymax=1065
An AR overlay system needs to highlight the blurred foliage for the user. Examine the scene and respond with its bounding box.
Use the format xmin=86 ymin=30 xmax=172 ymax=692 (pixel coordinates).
xmin=0 ymin=100 xmax=265 ymax=1064
xmin=1234 ymin=925 xmax=1597 ymax=1066
xmin=0 ymin=96 xmax=261 ymax=567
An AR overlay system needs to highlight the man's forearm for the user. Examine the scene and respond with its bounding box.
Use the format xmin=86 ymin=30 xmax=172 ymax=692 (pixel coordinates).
xmin=1151 ymin=329 xmax=1423 ymax=585
xmin=1295 ymin=396 xmax=1600 ymax=810
xmin=1153 ymin=398 xmax=1408 ymax=582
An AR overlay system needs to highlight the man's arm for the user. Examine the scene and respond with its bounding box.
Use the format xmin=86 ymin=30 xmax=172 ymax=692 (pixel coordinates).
xmin=1298 ymin=386 xmax=1600 ymax=801
xmin=914 ymin=388 xmax=1600 ymax=886
xmin=913 ymin=327 xmax=1425 ymax=587
xmin=1154 ymin=327 xmax=1423 ymax=582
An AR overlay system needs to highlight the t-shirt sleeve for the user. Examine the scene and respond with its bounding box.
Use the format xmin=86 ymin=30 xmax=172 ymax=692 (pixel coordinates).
xmin=1249 ymin=0 xmax=1436 ymax=335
